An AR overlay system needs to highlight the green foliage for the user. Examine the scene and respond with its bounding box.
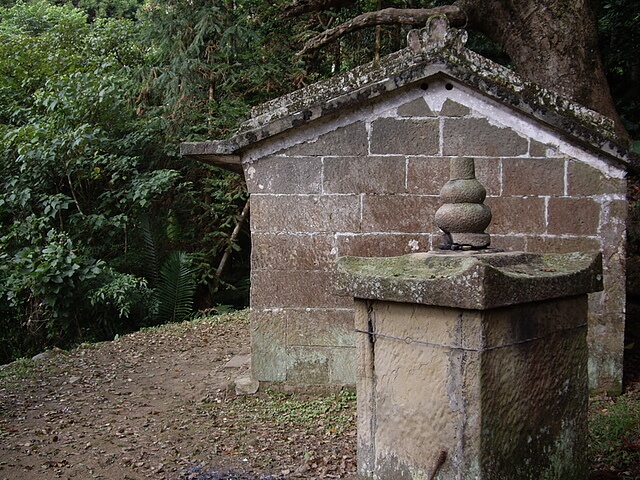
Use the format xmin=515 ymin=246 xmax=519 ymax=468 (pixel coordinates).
xmin=0 ymin=0 xmax=184 ymax=362
xmin=138 ymin=0 xmax=304 ymax=140
xmin=289 ymin=0 xmax=510 ymax=85
xmin=88 ymin=268 xmax=153 ymax=336
xmin=262 ymin=389 xmax=356 ymax=434
xmin=63 ymin=0 xmax=143 ymax=20
xmin=599 ymin=0 xmax=640 ymax=139
xmin=140 ymin=308 xmax=249 ymax=334
xmin=0 ymin=0 xmax=262 ymax=362
xmin=0 ymin=229 xmax=103 ymax=360
xmin=207 ymin=388 xmax=357 ymax=436
xmin=0 ymin=357 xmax=38 ymax=381
xmin=0 ymin=0 xmax=87 ymax=35
xmin=155 ymin=251 xmax=197 ymax=323
xmin=139 ymin=214 xmax=162 ymax=285
xmin=590 ymin=392 xmax=640 ymax=477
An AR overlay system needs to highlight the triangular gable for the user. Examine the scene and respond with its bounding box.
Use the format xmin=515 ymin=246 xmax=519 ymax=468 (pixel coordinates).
xmin=181 ymin=16 xmax=638 ymax=172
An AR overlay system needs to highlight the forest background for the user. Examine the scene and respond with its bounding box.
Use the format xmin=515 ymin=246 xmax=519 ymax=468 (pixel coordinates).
xmin=0 ymin=0 xmax=638 ymax=364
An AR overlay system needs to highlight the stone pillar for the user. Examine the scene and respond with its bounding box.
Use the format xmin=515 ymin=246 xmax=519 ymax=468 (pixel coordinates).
xmin=337 ymin=250 xmax=602 ymax=479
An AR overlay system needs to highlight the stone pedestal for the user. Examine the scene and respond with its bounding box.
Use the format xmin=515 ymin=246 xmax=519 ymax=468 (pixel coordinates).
xmin=337 ymin=251 xmax=603 ymax=480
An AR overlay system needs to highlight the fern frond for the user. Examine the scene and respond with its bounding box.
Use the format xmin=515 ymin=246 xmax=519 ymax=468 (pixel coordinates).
xmin=156 ymin=251 xmax=196 ymax=323
xmin=140 ymin=214 xmax=160 ymax=287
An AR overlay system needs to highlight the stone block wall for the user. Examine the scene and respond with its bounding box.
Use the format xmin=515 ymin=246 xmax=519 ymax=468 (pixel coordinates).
xmin=243 ymin=78 xmax=627 ymax=392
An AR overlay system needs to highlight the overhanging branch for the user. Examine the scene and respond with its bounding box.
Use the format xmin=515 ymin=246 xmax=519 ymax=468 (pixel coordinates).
xmin=282 ymin=0 xmax=357 ymax=18
xmin=298 ymin=6 xmax=467 ymax=56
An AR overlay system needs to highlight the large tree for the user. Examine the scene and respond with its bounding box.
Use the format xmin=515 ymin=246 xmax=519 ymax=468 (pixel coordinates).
xmin=288 ymin=0 xmax=629 ymax=141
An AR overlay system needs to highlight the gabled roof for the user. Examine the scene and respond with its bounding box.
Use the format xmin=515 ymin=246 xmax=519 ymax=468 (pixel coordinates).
xmin=180 ymin=15 xmax=639 ymax=173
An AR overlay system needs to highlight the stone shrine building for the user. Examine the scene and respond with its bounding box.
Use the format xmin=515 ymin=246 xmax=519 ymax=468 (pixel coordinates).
xmin=182 ymin=18 xmax=638 ymax=393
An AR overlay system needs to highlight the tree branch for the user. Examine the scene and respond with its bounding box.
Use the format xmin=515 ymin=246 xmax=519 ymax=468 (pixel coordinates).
xmin=216 ymin=198 xmax=250 ymax=280
xmin=282 ymin=0 xmax=356 ymax=18
xmin=298 ymin=6 xmax=467 ymax=56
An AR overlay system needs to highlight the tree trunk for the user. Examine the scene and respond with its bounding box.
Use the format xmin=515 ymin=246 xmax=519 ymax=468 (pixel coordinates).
xmin=456 ymin=0 xmax=627 ymax=139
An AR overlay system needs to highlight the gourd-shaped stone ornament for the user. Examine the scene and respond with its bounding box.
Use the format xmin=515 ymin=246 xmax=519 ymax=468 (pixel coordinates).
xmin=435 ymin=157 xmax=492 ymax=248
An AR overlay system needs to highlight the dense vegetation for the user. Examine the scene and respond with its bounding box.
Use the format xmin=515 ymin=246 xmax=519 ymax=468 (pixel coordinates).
xmin=0 ymin=0 xmax=638 ymax=364
xmin=0 ymin=0 xmax=291 ymax=362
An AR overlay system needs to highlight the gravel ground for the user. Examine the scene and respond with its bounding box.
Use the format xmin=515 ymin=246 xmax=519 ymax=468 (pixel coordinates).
xmin=0 ymin=311 xmax=359 ymax=480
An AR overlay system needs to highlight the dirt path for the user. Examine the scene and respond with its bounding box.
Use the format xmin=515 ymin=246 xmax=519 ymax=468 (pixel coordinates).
xmin=0 ymin=312 xmax=358 ymax=480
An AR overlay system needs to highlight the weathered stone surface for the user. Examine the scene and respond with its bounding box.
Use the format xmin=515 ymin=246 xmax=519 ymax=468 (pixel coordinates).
xmin=362 ymin=305 xmax=459 ymax=479
xmin=328 ymin=346 xmax=356 ymax=384
xmin=502 ymin=157 xmax=565 ymax=195
xmin=548 ymin=197 xmax=601 ymax=236
xmin=250 ymin=194 xmax=361 ymax=233
xmin=323 ymin=156 xmax=405 ymax=194
xmin=249 ymin=308 xmax=356 ymax=384
xmin=235 ymin=375 xmax=259 ymax=395
xmin=356 ymin=295 xmax=590 ymax=479
xmin=181 ymin=20 xmax=637 ymax=169
xmin=435 ymin=201 xmax=492 ymax=245
xmin=252 ymin=269 xmax=352 ymax=309
xmin=408 ymin=155 xmax=503 ymax=198
xmin=485 ymin=196 xmax=546 ymax=234
xmin=407 ymin=155 xmax=500 ymax=200
xmin=587 ymin=311 xmax=625 ymax=395
xmin=605 ymin=198 xmax=628 ymax=223
xmin=396 ymin=97 xmax=435 ymax=117
xmin=361 ymin=194 xmax=440 ymax=233
xmin=284 ymin=121 xmax=368 ymax=156
xmin=406 ymin=157 xmax=451 ymax=194
xmin=252 ymin=308 xmax=355 ymax=385
xmin=439 ymin=98 xmax=470 ymax=116
xmin=283 ymin=345 xmax=356 ymax=385
xmin=590 ymin=230 xmax=626 ymax=394
xmin=438 ymin=157 xmax=487 ymax=203
xmin=525 ymin=235 xmax=601 ymax=254
xmin=529 ymin=139 xmax=550 ymax=157
xmin=480 ymin=301 xmax=588 ymax=479
xmin=443 ymin=118 xmax=528 ymax=157
xmin=286 ymin=347 xmax=330 ymax=384
xmin=474 ymin=157 xmax=502 ymax=196
xmin=435 ymin=157 xmax=492 ymax=247
xmin=336 ymin=251 xmax=603 ymax=310
xmin=244 ymin=156 xmax=321 ymax=194
xmin=224 ymin=354 xmax=251 ymax=369
xmin=568 ymin=160 xmax=627 ymax=196
xmin=407 ymin=15 xmax=468 ymax=54
xmin=286 ymin=309 xmax=356 ymax=347
xmin=251 ymin=310 xmax=288 ymax=382
xmin=489 ymin=234 xmax=526 ymax=251
xmin=251 ymin=233 xmax=335 ymax=270
xmin=180 ymin=15 xmax=633 ymax=395
xmin=336 ymin=233 xmax=433 ymax=257
xmin=370 ymin=118 xmax=439 ymax=155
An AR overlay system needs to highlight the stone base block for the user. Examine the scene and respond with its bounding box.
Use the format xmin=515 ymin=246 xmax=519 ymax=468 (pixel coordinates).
xmin=355 ymin=297 xmax=589 ymax=480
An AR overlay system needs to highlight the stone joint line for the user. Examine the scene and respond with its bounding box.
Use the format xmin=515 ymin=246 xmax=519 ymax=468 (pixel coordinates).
xmin=354 ymin=323 xmax=588 ymax=352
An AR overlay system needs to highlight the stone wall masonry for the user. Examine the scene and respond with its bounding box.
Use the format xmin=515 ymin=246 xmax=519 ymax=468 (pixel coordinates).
xmin=323 ymin=156 xmax=405 ymax=194
xmin=244 ymin=83 xmax=627 ymax=392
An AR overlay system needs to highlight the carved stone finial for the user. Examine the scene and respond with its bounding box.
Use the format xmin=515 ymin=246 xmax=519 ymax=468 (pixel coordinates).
xmin=407 ymin=14 xmax=468 ymax=54
xmin=435 ymin=157 xmax=492 ymax=249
